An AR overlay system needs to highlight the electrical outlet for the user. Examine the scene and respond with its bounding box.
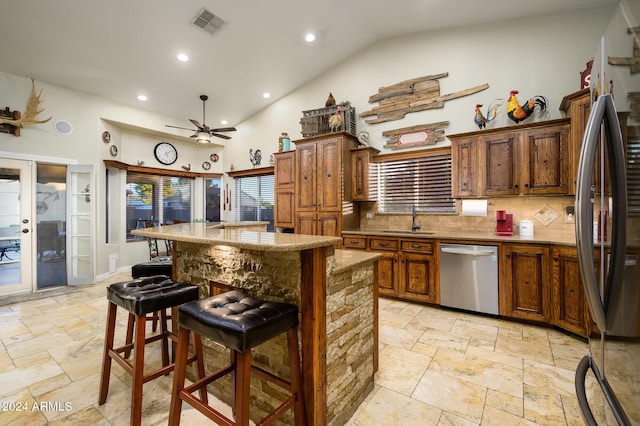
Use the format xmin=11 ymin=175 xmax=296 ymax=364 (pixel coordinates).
xmin=366 ymin=212 xmax=374 ymax=219
xmin=565 ymin=206 xmax=575 ymax=223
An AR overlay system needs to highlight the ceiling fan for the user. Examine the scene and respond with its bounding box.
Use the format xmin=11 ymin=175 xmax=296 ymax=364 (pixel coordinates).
xmin=165 ymin=95 xmax=236 ymax=142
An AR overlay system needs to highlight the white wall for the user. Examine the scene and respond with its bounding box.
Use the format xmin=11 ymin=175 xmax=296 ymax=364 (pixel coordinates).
xmin=0 ymin=4 xmax=620 ymax=278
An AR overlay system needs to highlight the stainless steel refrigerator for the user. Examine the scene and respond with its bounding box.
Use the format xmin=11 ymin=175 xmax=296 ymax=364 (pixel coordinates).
xmin=574 ymin=2 xmax=640 ymax=424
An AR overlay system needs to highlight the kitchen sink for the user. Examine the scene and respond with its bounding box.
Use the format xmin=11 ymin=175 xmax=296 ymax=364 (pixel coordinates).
xmin=380 ymin=230 xmax=435 ymax=235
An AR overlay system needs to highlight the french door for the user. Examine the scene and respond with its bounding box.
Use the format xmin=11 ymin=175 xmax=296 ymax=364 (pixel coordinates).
xmin=0 ymin=159 xmax=33 ymax=295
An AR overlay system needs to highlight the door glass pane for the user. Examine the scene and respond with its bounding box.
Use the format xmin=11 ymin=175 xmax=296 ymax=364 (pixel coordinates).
xmin=36 ymin=164 xmax=67 ymax=289
xmin=0 ymin=168 xmax=21 ymax=287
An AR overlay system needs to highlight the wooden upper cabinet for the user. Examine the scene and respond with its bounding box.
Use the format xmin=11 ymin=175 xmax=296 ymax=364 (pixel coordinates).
xmin=274 ymin=151 xmax=295 ymax=228
xmin=295 ymin=143 xmax=317 ymax=211
xmin=449 ymin=118 xmax=571 ymax=197
xmin=451 ymin=137 xmax=478 ymax=198
xmin=482 ymin=131 xmax=519 ymax=196
xmin=316 ymin=138 xmax=342 ymax=211
xmin=351 ymin=146 xmax=379 ymax=201
xmin=521 ymin=123 xmax=569 ymax=195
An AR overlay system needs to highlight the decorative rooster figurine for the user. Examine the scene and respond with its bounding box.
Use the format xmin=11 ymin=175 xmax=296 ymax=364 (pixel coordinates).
xmin=325 ymin=92 xmax=336 ymax=107
xmin=474 ymin=99 xmax=503 ymax=129
xmin=328 ymin=106 xmax=343 ymax=132
xmin=506 ymin=90 xmax=548 ymax=124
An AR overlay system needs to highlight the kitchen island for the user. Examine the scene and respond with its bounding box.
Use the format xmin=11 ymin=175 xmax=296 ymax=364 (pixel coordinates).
xmin=132 ymin=223 xmax=380 ymax=425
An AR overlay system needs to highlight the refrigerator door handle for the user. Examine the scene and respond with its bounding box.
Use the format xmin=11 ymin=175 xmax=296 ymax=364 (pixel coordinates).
xmin=602 ymin=95 xmax=628 ymax=325
xmin=575 ymin=356 xmax=598 ymax=426
xmin=576 ymin=95 xmax=607 ymax=330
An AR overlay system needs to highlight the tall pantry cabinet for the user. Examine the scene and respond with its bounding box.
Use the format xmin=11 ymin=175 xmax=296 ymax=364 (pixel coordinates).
xmin=294 ymin=132 xmax=359 ymax=239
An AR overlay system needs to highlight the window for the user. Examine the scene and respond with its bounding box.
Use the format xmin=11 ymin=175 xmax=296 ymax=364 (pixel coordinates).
xmin=375 ymin=148 xmax=454 ymax=213
xmin=204 ymin=177 xmax=221 ymax=222
xmin=126 ymin=172 xmax=194 ymax=240
xmin=628 ymin=127 xmax=640 ymax=214
xmin=235 ymin=175 xmax=274 ymax=231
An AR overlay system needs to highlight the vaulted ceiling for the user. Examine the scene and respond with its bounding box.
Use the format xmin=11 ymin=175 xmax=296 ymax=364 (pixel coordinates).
xmin=0 ymin=0 xmax=617 ymax=128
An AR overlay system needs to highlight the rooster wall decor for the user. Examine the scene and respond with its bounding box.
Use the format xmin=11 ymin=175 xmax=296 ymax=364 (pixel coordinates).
xmin=249 ymin=149 xmax=262 ymax=167
xmin=506 ymin=90 xmax=548 ymax=124
xmin=473 ymin=98 xmax=503 ymax=129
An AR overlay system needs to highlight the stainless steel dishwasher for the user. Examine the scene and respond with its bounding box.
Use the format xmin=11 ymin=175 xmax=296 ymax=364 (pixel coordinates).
xmin=439 ymin=243 xmax=499 ymax=315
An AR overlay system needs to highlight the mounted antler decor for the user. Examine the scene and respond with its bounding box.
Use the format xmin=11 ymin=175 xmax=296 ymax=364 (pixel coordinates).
xmin=0 ymin=79 xmax=52 ymax=136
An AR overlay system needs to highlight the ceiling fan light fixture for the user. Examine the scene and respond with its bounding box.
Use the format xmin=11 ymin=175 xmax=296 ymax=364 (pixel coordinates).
xmin=196 ymin=131 xmax=212 ymax=143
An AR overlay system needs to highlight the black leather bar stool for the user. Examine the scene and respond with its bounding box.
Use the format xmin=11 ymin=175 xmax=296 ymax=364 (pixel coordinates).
xmin=168 ymin=290 xmax=304 ymax=426
xmin=130 ymin=259 xmax=173 ymax=336
xmin=99 ymin=275 xmax=206 ymax=426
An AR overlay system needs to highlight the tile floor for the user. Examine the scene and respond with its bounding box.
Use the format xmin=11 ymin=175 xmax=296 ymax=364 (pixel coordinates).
xmin=0 ymin=273 xmax=591 ymax=425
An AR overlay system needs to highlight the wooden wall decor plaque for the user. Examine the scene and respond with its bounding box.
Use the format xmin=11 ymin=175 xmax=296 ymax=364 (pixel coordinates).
xmin=382 ymin=121 xmax=449 ymax=150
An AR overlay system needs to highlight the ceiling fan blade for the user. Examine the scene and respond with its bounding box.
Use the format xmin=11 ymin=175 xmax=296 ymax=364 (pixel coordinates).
xmin=189 ymin=119 xmax=203 ymax=129
xmin=165 ymin=124 xmax=197 ymax=131
xmin=211 ymin=133 xmax=232 ymax=140
xmin=210 ymin=127 xmax=237 ymax=133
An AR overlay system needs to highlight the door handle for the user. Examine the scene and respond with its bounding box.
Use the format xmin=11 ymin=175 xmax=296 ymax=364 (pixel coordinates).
xmin=22 ymin=228 xmax=29 ymax=233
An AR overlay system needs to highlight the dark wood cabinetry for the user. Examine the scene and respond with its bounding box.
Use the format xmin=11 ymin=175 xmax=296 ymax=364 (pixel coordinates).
xmin=500 ymin=243 xmax=551 ymax=322
xmin=399 ymin=240 xmax=437 ymax=303
xmin=552 ymin=245 xmax=593 ymax=336
xmin=450 ymin=119 xmax=570 ymax=198
xmin=274 ymin=151 xmax=295 ymax=228
xmin=351 ymin=146 xmax=379 ymax=201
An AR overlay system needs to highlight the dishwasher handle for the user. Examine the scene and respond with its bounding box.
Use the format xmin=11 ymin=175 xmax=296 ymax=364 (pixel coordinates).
xmin=440 ymin=247 xmax=495 ymax=256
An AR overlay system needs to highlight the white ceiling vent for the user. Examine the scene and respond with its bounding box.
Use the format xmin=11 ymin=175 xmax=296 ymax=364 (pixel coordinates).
xmin=192 ymin=8 xmax=227 ymax=36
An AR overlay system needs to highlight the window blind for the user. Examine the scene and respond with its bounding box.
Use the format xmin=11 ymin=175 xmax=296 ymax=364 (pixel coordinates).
xmin=628 ymin=128 xmax=640 ymax=214
xmin=126 ymin=171 xmax=194 ymax=240
xmin=376 ymin=151 xmax=454 ymax=213
xmin=235 ymin=175 xmax=275 ymax=230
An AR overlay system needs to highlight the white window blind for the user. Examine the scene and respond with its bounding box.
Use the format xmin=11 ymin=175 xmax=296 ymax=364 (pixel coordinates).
xmin=235 ymin=175 xmax=275 ymax=231
xmin=376 ymin=151 xmax=454 ymax=213
xmin=126 ymin=172 xmax=194 ymax=240
xmin=628 ymin=128 xmax=640 ymax=214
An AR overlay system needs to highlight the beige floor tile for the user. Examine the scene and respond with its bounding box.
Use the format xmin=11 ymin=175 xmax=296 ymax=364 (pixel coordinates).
xmin=48 ymin=405 xmax=109 ymax=426
xmin=378 ymin=323 xmax=422 ymax=350
xmin=0 ymin=319 xmax=30 ymax=339
xmin=449 ymin=318 xmax=499 ymax=343
xmin=523 ymin=359 xmax=577 ymax=397
xmin=465 ymin=345 xmax=523 ymax=370
xmin=375 ymin=345 xmax=432 ymax=396
xmin=495 ymin=334 xmax=554 ymax=366
xmin=413 ymin=370 xmax=486 ymax=423
xmin=481 ymin=405 xmax=537 ymax=425
xmin=523 ymin=383 xmax=566 ymax=425
xmin=418 ymin=328 xmax=469 ymax=352
xmin=0 ymin=388 xmax=49 ymax=425
xmin=354 ymin=387 xmax=442 ymax=426
xmin=438 ymin=411 xmax=479 ymax=425
xmin=0 ymin=357 xmax=64 ymax=399
xmin=429 ymin=348 xmax=523 ymax=398
xmin=485 ymin=388 xmax=523 ymax=417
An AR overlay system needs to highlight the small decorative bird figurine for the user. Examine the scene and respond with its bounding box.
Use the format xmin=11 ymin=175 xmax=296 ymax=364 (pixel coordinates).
xmin=328 ymin=106 xmax=343 ymax=132
xmin=325 ymin=92 xmax=336 ymax=107
xmin=474 ymin=99 xmax=503 ymax=129
xmin=506 ymin=90 xmax=548 ymax=124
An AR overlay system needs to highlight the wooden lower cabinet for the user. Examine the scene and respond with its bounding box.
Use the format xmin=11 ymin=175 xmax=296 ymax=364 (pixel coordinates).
xmin=552 ymin=246 xmax=592 ymax=337
xmin=399 ymin=251 xmax=437 ymax=303
xmin=368 ymin=237 xmax=399 ymax=297
xmin=500 ymin=244 xmax=551 ymax=322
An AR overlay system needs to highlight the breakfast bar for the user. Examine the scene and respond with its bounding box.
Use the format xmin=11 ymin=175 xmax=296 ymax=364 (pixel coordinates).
xmin=132 ymin=223 xmax=380 ymax=425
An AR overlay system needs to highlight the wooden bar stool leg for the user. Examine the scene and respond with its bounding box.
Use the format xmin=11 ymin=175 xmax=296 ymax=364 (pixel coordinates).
xmin=194 ymin=334 xmax=208 ymax=404
xmin=160 ymin=309 xmax=170 ymax=368
xmin=124 ymin=312 xmax=135 ymax=359
xmin=287 ymin=328 xmax=304 ymax=426
xmin=130 ymin=314 xmax=147 ymax=426
xmin=169 ymin=327 xmax=191 ymax=426
xmin=235 ymin=350 xmax=252 ymax=426
xmin=98 ymin=302 xmax=117 ymax=405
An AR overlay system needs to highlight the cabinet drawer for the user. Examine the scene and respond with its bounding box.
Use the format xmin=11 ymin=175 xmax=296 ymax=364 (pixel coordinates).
xmin=343 ymin=236 xmax=366 ymax=249
xmin=369 ymin=238 xmax=398 ymax=251
xmin=401 ymin=240 xmax=433 ymax=254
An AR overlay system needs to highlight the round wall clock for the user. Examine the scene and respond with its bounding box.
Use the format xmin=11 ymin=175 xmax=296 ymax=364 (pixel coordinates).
xmin=109 ymin=145 xmax=118 ymax=156
xmin=202 ymin=161 xmax=211 ymax=170
xmin=154 ymin=142 xmax=178 ymax=165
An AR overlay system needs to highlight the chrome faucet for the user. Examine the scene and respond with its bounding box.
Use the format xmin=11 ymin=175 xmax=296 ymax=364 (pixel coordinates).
xmin=411 ymin=204 xmax=421 ymax=232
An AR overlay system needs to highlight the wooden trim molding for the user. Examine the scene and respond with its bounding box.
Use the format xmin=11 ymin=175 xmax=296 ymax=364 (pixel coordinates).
xmin=103 ymin=160 xmax=222 ymax=178
xmin=373 ymin=146 xmax=451 ymax=163
xmin=227 ymin=166 xmax=274 ymax=178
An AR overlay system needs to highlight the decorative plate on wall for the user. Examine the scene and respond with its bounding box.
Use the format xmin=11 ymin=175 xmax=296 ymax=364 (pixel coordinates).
xmin=102 ymin=131 xmax=111 ymax=143
xmin=109 ymin=145 xmax=118 ymax=156
xmin=210 ymin=153 xmax=219 ymax=162
xmin=202 ymin=161 xmax=211 ymax=170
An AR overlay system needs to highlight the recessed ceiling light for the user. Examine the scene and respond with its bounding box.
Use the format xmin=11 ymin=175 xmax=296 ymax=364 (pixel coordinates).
xmin=262 ymin=92 xmax=271 ymax=99
xmin=220 ymin=120 xmax=228 ymax=125
xmin=305 ymin=33 xmax=316 ymax=43
xmin=177 ymin=53 xmax=189 ymax=62
xmin=137 ymin=94 xmax=148 ymax=101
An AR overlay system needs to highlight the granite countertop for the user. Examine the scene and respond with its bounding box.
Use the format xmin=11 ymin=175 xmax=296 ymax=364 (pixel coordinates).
xmin=342 ymin=229 xmax=578 ymax=246
xmin=333 ymin=249 xmax=382 ymax=274
xmin=132 ymin=222 xmax=342 ymax=251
